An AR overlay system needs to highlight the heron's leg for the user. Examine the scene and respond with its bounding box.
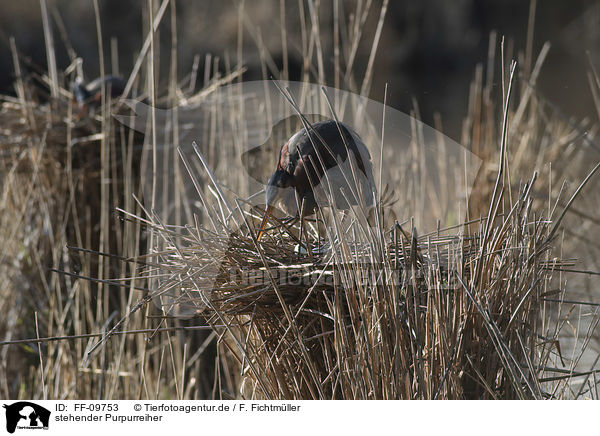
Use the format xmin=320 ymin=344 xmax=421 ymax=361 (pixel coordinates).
xmin=299 ymin=199 xmax=313 ymax=261
xmin=315 ymin=207 xmax=321 ymax=252
xmin=317 ymin=207 xmax=330 ymax=251
xmin=298 ymin=201 xmax=304 ymax=261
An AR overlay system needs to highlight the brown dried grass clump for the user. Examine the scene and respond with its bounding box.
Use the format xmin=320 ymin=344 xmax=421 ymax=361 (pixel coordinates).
xmin=134 ymin=66 xmax=593 ymax=399
xmin=0 ymin=71 xmax=145 ymax=398
xmin=139 ymin=166 xmax=567 ymax=399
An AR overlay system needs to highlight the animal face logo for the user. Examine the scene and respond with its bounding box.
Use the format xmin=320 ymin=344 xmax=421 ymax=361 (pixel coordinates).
xmin=3 ymin=402 xmax=51 ymax=433
xmin=113 ymin=80 xmax=482 ymax=318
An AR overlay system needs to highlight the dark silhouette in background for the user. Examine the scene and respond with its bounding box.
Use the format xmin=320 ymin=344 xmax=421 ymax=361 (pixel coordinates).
xmin=0 ymin=0 xmax=598 ymax=141
xmin=73 ymin=75 xmax=127 ymax=115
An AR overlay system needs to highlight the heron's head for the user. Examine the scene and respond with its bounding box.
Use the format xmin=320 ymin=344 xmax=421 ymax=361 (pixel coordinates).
xmin=257 ymin=169 xmax=294 ymax=241
xmin=265 ymin=169 xmax=293 ymax=207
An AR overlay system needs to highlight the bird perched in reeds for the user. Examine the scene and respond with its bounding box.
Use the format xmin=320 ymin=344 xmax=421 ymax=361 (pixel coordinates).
xmin=257 ymin=119 xmax=376 ymax=241
xmin=73 ymin=75 xmax=127 ymax=115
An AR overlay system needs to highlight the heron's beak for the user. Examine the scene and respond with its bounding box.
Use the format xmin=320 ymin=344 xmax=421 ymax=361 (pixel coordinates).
xmin=257 ymin=205 xmax=274 ymax=241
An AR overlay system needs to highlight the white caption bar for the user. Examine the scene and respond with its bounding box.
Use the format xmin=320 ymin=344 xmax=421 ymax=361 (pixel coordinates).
xmin=0 ymin=400 xmax=595 ymax=435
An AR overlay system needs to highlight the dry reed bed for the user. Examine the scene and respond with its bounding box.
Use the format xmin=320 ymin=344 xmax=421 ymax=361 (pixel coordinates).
xmin=0 ymin=91 xmax=146 ymax=399
xmin=2 ymin=53 xmax=599 ymax=399
xmin=133 ymin=57 xmax=600 ymax=399
xmin=2 ymin=0 xmax=600 ymax=400
xmin=2 ymin=57 xmax=599 ymax=399
xmin=136 ymin=144 xmax=572 ymax=399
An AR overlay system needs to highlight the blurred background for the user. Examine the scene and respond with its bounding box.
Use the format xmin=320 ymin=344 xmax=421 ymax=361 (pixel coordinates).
xmin=1 ymin=0 xmax=598 ymax=141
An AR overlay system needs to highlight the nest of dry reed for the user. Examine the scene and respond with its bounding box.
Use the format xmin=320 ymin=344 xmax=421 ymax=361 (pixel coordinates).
xmin=138 ymin=157 xmax=567 ymax=400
